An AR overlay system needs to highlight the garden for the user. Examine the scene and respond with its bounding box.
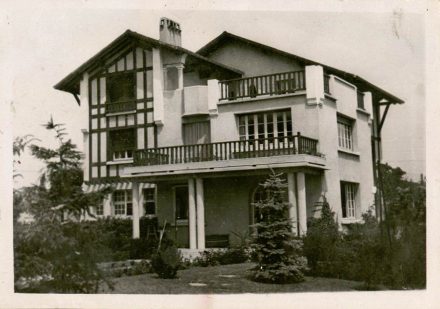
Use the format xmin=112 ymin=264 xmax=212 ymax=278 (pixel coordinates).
xmin=13 ymin=119 xmax=426 ymax=293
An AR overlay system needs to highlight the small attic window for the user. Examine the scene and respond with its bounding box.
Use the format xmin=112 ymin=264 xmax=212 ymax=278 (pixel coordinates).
xmin=107 ymin=73 xmax=135 ymax=103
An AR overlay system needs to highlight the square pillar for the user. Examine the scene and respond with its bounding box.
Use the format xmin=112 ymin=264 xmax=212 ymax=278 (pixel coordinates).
xmin=152 ymin=47 xmax=164 ymax=126
xmin=305 ymin=65 xmax=325 ymax=105
xmin=207 ymin=79 xmax=220 ymax=115
xmin=188 ymin=178 xmax=197 ymax=250
xmin=287 ymin=172 xmax=298 ymax=236
xmin=296 ymin=172 xmax=307 ymax=236
xmin=196 ymin=178 xmax=205 ymax=250
xmin=132 ymin=182 xmax=140 ymax=239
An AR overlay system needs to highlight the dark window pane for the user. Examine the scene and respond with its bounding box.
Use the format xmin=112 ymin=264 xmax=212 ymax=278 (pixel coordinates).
xmin=107 ymin=73 xmax=135 ymax=103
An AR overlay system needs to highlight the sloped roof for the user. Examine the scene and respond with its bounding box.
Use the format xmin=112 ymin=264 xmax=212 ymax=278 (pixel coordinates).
xmin=197 ymin=31 xmax=404 ymax=104
xmin=54 ymin=30 xmax=243 ymax=94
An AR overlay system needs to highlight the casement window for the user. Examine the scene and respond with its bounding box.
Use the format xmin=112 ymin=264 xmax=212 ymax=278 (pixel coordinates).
xmin=337 ymin=116 xmax=354 ymax=150
xmin=174 ymin=186 xmax=189 ymax=221
xmin=143 ymin=188 xmax=156 ymax=216
xmin=340 ymin=182 xmax=358 ymax=218
xmin=95 ymin=201 xmax=104 ymax=216
xmin=109 ymin=128 xmax=135 ymax=160
xmin=113 ymin=190 xmax=133 ymax=216
xmin=107 ymin=73 xmax=135 ymax=103
xmin=238 ymin=110 xmax=292 ymax=142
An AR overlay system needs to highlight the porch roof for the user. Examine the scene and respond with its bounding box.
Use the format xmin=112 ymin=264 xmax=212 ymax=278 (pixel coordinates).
xmin=121 ymin=154 xmax=327 ymax=182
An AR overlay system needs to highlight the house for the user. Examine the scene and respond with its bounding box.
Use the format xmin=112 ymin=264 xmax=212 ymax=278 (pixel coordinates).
xmin=54 ymin=17 xmax=403 ymax=253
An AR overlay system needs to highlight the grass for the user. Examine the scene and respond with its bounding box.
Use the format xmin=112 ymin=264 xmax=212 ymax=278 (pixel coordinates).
xmin=99 ymin=262 xmax=366 ymax=294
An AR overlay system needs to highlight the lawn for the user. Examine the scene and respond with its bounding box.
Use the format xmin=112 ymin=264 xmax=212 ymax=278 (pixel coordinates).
xmin=99 ymin=263 xmax=364 ymax=294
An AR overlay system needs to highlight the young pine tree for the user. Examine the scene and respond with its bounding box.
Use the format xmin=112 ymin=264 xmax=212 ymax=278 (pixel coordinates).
xmin=250 ymin=172 xmax=308 ymax=284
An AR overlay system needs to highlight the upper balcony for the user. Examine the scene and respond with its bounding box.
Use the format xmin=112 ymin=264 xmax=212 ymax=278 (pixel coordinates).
xmin=218 ymin=70 xmax=306 ymax=101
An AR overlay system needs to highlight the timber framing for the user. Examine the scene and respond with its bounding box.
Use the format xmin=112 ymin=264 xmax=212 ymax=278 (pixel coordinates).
xmin=54 ymin=30 xmax=243 ymax=95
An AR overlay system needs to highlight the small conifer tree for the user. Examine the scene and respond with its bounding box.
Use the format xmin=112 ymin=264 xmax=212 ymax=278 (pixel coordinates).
xmin=250 ymin=172 xmax=308 ymax=283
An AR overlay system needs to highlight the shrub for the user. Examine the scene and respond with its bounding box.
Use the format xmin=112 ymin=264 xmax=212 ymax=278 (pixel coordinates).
xmin=193 ymin=248 xmax=249 ymax=267
xmin=250 ymin=172 xmax=308 ymax=284
xmin=303 ymin=198 xmax=340 ymax=276
xmin=151 ymin=239 xmax=182 ymax=279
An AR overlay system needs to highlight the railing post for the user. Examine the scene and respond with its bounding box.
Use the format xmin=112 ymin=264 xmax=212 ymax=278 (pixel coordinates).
xmin=296 ymin=132 xmax=301 ymax=154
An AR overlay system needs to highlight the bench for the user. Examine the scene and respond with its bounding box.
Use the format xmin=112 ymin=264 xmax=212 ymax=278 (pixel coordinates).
xmin=206 ymin=234 xmax=230 ymax=248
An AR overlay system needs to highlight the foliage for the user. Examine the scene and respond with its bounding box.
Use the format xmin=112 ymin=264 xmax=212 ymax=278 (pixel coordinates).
xmin=151 ymin=238 xmax=182 ymax=279
xmin=303 ymin=197 xmax=340 ymax=276
xmin=13 ymin=119 xmax=112 ymax=293
xmin=302 ymin=163 xmax=426 ymax=289
xmin=193 ymin=248 xmax=249 ymax=267
xmin=250 ymin=172 xmax=308 ymax=284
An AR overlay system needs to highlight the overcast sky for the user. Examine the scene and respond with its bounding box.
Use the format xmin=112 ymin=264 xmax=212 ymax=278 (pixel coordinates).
xmin=6 ymin=5 xmax=425 ymax=188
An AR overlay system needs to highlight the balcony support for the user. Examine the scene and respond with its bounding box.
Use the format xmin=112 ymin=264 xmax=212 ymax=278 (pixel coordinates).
xmin=196 ymin=178 xmax=205 ymax=250
xmin=188 ymin=178 xmax=197 ymax=249
xmin=287 ymin=172 xmax=298 ymax=235
xmin=132 ymin=182 xmax=140 ymax=239
xmin=296 ymin=172 xmax=307 ymax=236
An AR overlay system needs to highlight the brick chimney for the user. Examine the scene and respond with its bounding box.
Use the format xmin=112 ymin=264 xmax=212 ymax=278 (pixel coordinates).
xmin=159 ymin=17 xmax=181 ymax=46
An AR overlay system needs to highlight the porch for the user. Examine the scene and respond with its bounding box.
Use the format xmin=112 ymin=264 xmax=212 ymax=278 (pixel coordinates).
xmin=124 ymin=169 xmax=325 ymax=251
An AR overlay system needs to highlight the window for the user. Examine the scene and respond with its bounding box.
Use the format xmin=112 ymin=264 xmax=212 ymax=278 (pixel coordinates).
xmin=113 ymin=190 xmax=133 ymax=216
xmin=238 ymin=110 xmax=292 ymax=142
xmin=143 ymin=188 xmax=156 ymax=216
xmin=109 ymin=129 xmax=135 ymax=160
xmin=96 ymin=201 xmax=104 ymax=216
xmin=183 ymin=121 xmax=211 ymax=145
xmin=340 ymin=182 xmax=357 ymax=218
xmin=337 ymin=116 xmax=354 ymax=150
xmin=357 ymin=91 xmax=365 ymax=109
xmin=107 ymin=73 xmax=135 ymax=103
xmin=175 ymin=186 xmax=189 ymax=221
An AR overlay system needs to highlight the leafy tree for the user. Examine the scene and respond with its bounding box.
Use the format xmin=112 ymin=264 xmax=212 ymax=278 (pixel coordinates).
xmin=250 ymin=172 xmax=308 ymax=284
xmin=14 ymin=118 xmax=112 ymax=293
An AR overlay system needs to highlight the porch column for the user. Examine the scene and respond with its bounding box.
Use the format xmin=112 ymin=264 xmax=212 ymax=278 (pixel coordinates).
xmin=132 ymin=182 xmax=140 ymax=239
xmin=287 ymin=172 xmax=298 ymax=236
xmin=296 ymin=172 xmax=307 ymax=235
xmin=196 ymin=178 xmax=205 ymax=250
xmin=188 ymin=178 xmax=197 ymax=249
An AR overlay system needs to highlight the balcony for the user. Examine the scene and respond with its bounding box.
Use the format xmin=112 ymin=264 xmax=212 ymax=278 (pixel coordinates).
xmin=218 ymin=70 xmax=306 ymax=101
xmin=106 ymin=101 xmax=136 ymax=114
xmin=133 ymin=134 xmax=320 ymax=167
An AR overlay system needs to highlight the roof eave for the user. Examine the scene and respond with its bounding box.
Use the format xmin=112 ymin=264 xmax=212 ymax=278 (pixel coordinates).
xmin=197 ymin=32 xmax=404 ymax=104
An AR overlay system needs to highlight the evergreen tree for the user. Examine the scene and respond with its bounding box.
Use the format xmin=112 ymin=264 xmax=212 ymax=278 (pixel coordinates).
xmin=250 ymin=172 xmax=308 ymax=284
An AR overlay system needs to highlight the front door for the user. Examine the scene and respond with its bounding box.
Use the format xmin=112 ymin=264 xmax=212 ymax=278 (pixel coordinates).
xmin=173 ymin=186 xmax=189 ymax=248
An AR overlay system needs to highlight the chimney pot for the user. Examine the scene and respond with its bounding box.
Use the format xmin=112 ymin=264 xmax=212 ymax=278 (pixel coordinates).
xmin=159 ymin=17 xmax=182 ymax=46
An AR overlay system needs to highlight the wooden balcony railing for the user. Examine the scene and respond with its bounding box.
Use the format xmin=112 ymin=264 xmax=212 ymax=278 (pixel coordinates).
xmin=324 ymin=74 xmax=331 ymax=95
xmin=106 ymin=101 xmax=136 ymax=114
xmin=133 ymin=133 xmax=320 ymax=167
xmin=219 ymin=70 xmax=306 ymax=101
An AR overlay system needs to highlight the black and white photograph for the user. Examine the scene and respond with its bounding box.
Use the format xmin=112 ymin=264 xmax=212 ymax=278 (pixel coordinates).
xmin=1 ymin=1 xmax=438 ymax=308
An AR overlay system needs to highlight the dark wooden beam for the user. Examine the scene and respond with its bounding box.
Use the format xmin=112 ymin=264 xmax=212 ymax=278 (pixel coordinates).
xmin=378 ymin=103 xmax=391 ymax=132
xmin=72 ymin=93 xmax=80 ymax=106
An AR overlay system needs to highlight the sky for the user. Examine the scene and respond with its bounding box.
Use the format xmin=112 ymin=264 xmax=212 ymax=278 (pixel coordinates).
xmin=4 ymin=3 xmax=426 ymax=188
